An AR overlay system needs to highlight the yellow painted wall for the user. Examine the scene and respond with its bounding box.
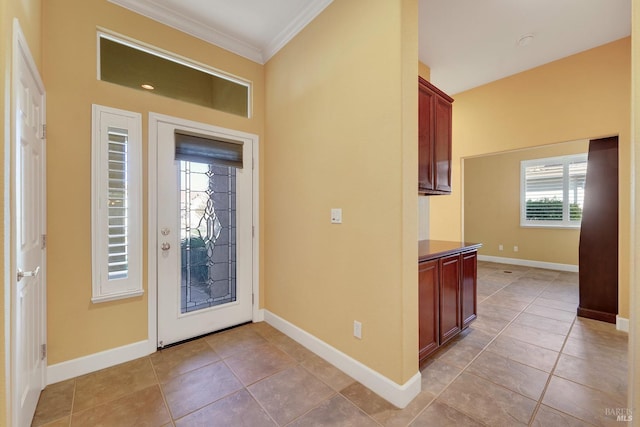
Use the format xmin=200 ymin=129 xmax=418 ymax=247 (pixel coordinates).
xmin=464 ymin=139 xmax=588 ymax=265
xmin=2 ymin=0 xmax=42 ymax=424
xmin=264 ymin=0 xmax=419 ymax=384
xmin=42 ymin=0 xmax=265 ymax=364
xmin=418 ymin=61 xmax=430 ymax=80
xmin=400 ymin=0 xmax=419 ymax=382
xmin=431 ymin=38 xmax=631 ymax=318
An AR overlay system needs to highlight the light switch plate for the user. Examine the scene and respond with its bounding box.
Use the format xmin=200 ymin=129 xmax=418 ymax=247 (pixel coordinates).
xmin=353 ymin=320 xmax=362 ymax=339
xmin=331 ymin=208 xmax=342 ymax=224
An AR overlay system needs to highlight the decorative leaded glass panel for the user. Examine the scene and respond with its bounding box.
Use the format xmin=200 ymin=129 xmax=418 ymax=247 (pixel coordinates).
xmin=180 ymin=161 xmax=236 ymax=313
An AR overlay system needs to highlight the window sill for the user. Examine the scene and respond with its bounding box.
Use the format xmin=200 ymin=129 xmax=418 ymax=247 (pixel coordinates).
xmin=92 ymin=289 xmax=144 ymax=304
xmin=520 ymin=223 xmax=581 ymax=230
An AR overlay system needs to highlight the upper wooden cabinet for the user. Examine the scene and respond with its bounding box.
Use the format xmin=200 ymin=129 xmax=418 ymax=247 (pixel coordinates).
xmin=418 ymin=77 xmax=453 ymax=195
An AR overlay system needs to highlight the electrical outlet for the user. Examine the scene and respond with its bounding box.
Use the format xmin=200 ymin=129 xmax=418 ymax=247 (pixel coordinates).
xmin=498 ymin=244 xmax=503 ymax=251
xmin=513 ymin=245 xmax=519 ymax=252
xmin=353 ymin=320 xmax=362 ymax=339
xmin=331 ymin=208 xmax=342 ymax=224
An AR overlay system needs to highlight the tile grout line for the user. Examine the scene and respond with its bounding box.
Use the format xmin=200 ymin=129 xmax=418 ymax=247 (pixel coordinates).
xmin=527 ymin=313 xmax=577 ymax=426
xmin=450 ymin=272 xmax=557 ymax=424
xmin=159 ymin=329 xmax=289 ymax=425
xmin=529 ymin=315 xmax=629 ymax=425
xmin=61 ymin=358 xmax=168 ymax=423
xmin=217 ymin=334 xmax=285 ymax=427
xmin=434 ymin=269 xmax=579 ymax=425
xmin=525 ymin=274 xmax=581 ymax=425
xmin=212 ymin=326 xmax=339 ymax=426
xmin=35 ymin=268 xmax=586 ymax=427
xmin=250 ymin=324 xmax=380 ymax=426
xmin=147 ymin=354 xmax=177 ymax=426
xmin=235 ymin=326 xmax=352 ymax=427
xmin=292 ymin=363 xmax=383 ymax=427
xmin=406 ymin=267 xmax=551 ymax=426
xmin=67 ymin=379 xmax=76 ymax=427
xmin=158 ymin=339 xmax=267 ymax=425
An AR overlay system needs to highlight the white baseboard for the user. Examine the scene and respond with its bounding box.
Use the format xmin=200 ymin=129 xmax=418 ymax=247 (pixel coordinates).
xmin=263 ymin=310 xmax=421 ymax=408
xmin=616 ymin=316 xmax=629 ymax=332
xmin=47 ymin=340 xmax=152 ymax=385
xmin=47 ymin=309 xmax=266 ymax=386
xmin=253 ymin=308 xmax=265 ymax=322
xmin=478 ymin=255 xmax=579 ymax=272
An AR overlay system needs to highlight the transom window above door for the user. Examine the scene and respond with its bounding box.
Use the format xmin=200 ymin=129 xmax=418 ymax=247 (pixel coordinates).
xmin=97 ymin=31 xmax=251 ymax=117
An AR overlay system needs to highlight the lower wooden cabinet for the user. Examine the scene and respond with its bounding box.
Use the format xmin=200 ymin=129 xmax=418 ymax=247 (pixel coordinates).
xmin=418 ymin=260 xmax=438 ymax=361
xmin=419 ymin=248 xmax=478 ymax=365
xmin=439 ymin=254 xmax=461 ymax=345
xmin=461 ymin=251 xmax=478 ymax=328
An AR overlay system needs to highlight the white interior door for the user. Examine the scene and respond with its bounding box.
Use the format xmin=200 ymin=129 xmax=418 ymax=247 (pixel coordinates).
xmin=13 ymin=20 xmax=46 ymax=427
xmin=156 ymin=118 xmax=254 ymax=347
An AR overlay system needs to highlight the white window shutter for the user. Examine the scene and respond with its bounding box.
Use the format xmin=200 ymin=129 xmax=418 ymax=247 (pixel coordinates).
xmin=91 ymin=105 xmax=143 ymax=303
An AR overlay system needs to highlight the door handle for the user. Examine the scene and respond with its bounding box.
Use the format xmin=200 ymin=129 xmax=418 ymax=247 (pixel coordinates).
xmin=161 ymin=242 xmax=171 ymax=251
xmin=17 ymin=266 xmax=40 ymax=282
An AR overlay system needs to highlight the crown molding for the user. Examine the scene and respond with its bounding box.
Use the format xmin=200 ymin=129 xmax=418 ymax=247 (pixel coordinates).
xmin=264 ymin=0 xmax=333 ymax=61
xmin=109 ymin=0 xmax=333 ymax=64
xmin=108 ymin=0 xmax=264 ymax=63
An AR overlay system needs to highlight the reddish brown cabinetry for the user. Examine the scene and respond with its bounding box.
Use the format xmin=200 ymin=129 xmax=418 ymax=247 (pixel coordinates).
xmin=418 ymin=260 xmax=438 ymax=361
xmin=439 ymin=254 xmax=461 ymax=345
xmin=418 ymin=77 xmax=453 ymax=195
xmin=461 ymin=251 xmax=478 ymax=328
xmin=418 ymin=240 xmax=480 ymax=365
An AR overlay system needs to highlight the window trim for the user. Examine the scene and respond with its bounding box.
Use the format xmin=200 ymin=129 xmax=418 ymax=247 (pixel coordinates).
xmin=91 ymin=104 xmax=143 ymax=303
xmin=520 ymin=153 xmax=587 ymax=229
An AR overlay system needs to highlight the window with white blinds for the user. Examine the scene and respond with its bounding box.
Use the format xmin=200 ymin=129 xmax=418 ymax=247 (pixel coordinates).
xmin=520 ymin=154 xmax=587 ymax=228
xmin=91 ymin=105 xmax=143 ymax=303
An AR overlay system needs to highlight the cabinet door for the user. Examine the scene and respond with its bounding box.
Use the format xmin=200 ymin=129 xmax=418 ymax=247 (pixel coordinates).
xmin=439 ymin=254 xmax=461 ymax=345
xmin=419 ymin=259 xmax=439 ymax=362
xmin=461 ymin=251 xmax=477 ymax=329
xmin=418 ymin=82 xmax=435 ymax=192
xmin=434 ymin=96 xmax=452 ymax=193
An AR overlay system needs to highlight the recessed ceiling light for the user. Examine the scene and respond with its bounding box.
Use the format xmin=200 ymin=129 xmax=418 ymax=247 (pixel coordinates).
xmin=517 ymin=34 xmax=534 ymax=47
xmin=141 ymin=83 xmax=155 ymax=90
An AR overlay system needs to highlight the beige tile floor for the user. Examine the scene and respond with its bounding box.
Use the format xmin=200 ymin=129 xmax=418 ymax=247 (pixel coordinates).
xmin=32 ymin=262 xmax=629 ymax=426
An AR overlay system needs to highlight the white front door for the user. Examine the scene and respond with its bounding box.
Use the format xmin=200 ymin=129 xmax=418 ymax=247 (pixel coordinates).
xmin=12 ymin=20 xmax=46 ymax=427
xmin=155 ymin=117 xmax=254 ymax=347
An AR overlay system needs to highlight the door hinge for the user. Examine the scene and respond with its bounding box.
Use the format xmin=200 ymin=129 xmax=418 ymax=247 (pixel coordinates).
xmin=41 ymin=124 xmax=47 ymax=139
xmin=41 ymin=344 xmax=47 ymax=360
xmin=252 ymin=226 xmax=255 ymax=238
xmin=41 ymin=234 xmax=47 ymax=249
xmin=252 ymin=157 xmax=255 ymax=170
xmin=252 ymin=293 xmax=254 ymax=306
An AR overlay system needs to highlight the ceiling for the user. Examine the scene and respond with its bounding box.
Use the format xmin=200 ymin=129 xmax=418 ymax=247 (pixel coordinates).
xmin=109 ymin=0 xmax=631 ymax=95
xmin=420 ymin=0 xmax=631 ymax=94
xmin=108 ymin=0 xmax=334 ymax=63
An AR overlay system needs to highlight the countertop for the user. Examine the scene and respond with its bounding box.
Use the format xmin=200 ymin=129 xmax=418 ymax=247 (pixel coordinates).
xmin=418 ymin=240 xmax=482 ymax=262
